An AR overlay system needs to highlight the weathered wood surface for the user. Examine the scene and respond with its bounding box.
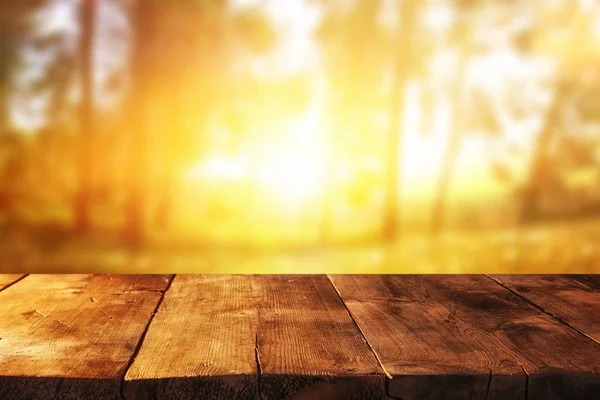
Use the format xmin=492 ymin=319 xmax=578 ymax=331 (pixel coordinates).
xmin=123 ymin=275 xmax=260 ymax=400
xmin=330 ymin=275 xmax=600 ymax=400
xmin=125 ymin=275 xmax=387 ymax=399
xmin=0 ymin=274 xmax=171 ymax=400
xmin=0 ymin=275 xmax=25 ymax=291
xmin=491 ymin=275 xmax=600 ymax=343
xmin=570 ymin=274 xmax=600 ymax=290
xmin=1 ymin=274 xmax=600 ymax=400
xmin=258 ymin=275 xmax=387 ymax=400
xmin=329 ymin=275 xmax=523 ymax=400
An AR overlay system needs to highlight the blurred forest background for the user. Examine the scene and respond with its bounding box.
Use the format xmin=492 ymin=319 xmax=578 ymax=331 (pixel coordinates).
xmin=1 ymin=0 xmax=600 ymax=273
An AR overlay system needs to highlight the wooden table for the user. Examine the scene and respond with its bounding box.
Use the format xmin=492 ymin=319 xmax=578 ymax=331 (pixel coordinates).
xmin=0 ymin=274 xmax=599 ymax=400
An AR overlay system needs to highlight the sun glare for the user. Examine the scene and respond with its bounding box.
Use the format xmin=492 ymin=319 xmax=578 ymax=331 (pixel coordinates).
xmin=184 ymin=103 xmax=327 ymax=206
xmin=183 ymin=74 xmax=501 ymax=209
xmin=179 ymin=4 xmax=572 ymax=219
xmin=255 ymin=151 xmax=326 ymax=203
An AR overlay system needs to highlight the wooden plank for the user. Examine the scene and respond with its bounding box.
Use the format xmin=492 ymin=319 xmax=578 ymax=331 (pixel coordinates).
xmin=258 ymin=275 xmax=387 ymax=400
xmin=568 ymin=274 xmax=600 ymax=291
xmin=329 ymin=275 xmax=523 ymax=400
xmin=123 ymin=275 xmax=260 ymax=400
xmin=491 ymin=275 xmax=600 ymax=343
xmin=0 ymin=275 xmax=25 ymax=291
xmin=0 ymin=274 xmax=171 ymax=400
xmin=330 ymin=275 xmax=600 ymax=400
xmin=124 ymin=275 xmax=388 ymax=400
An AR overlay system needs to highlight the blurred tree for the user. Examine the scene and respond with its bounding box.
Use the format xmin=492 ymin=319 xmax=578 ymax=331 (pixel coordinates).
xmin=74 ymin=0 xmax=97 ymax=234
xmin=519 ymin=79 xmax=568 ymax=223
xmin=123 ymin=0 xmax=161 ymax=246
xmin=476 ymin=1 xmax=600 ymax=224
xmin=0 ymin=1 xmax=48 ymax=223
xmin=313 ymin=0 xmax=390 ymax=242
xmin=518 ymin=1 xmax=600 ymax=223
xmin=383 ymin=0 xmax=417 ymax=240
xmin=123 ymin=0 xmax=279 ymax=244
xmin=24 ymin=1 xmax=121 ymax=234
xmin=429 ymin=0 xmax=535 ymax=233
xmin=0 ymin=1 xmax=47 ymax=132
xmin=430 ymin=1 xmax=479 ymax=235
xmin=0 ymin=133 xmax=27 ymax=223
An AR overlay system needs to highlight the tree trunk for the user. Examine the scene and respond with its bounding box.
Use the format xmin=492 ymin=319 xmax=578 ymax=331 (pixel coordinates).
xmin=124 ymin=0 xmax=157 ymax=247
xmin=430 ymin=14 xmax=474 ymax=235
xmin=520 ymin=81 xmax=566 ymax=224
xmin=320 ymin=131 xmax=334 ymax=243
xmin=319 ymin=108 xmax=341 ymax=244
xmin=74 ymin=0 xmax=96 ymax=234
xmin=383 ymin=0 xmax=416 ymax=240
xmin=0 ymin=87 xmax=8 ymax=134
xmin=155 ymin=84 xmax=186 ymax=232
xmin=430 ymin=108 xmax=461 ymax=234
xmin=430 ymin=60 xmax=469 ymax=234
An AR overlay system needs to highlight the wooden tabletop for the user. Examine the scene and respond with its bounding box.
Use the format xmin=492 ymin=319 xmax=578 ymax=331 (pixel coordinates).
xmin=0 ymin=274 xmax=599 ymax=400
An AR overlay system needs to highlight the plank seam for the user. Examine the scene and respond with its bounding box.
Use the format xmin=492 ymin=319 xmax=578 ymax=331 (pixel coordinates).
xmin=52 ymin=377 xmax=66 ymax=399
xmin=326 ymin=275 xmax=392 ymax=380
xmin=255 ymin=304 xmax=263 ymax=400
xmin=485 ymin=275 xmax=600 ymax=348
xmin=384 ymin=378 xmax=404 ymax=400
xmin=119 ymin=274 xmax=176 ymax=400
xmin=483 ymin=369 xmax=492 ymax=400
xmin=512 ymin=356 xmax=529 ymax=400
xmin=0 ymin=274 xmax=29 ymax=293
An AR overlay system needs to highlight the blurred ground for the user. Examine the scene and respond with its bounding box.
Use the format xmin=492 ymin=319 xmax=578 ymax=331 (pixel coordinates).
xmin=1 ymin=217 xmax=598 ymax=274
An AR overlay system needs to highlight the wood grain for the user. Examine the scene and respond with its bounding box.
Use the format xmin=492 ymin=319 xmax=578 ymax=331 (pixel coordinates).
xmin=0 ymin=274 xmax=171 ymax=400
xmin=491 ymin=275 xmax=600 ymax=343
xmin=330 ymin=275 xmax=600 ymax=400
xmin=257 ymin=275 xmax=387 ymax=400
xmin=123 ymin=275 xmax=260 ymax=400
xmin=0 ymin=275 xmax=25 ymax=291
xmin=329 ymin=275 xmax=523 ymax=400
xmin=124 ymin=275 xmax=388 ymax=399
xmin=4 ymin=274 xmax=600 ymax=400
xmin=569 ymin=275 xmax=600 ymax=290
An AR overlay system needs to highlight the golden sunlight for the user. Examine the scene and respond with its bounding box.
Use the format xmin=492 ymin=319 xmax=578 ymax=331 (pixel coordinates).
xmin=184 ymin=103 xmax=327 ymax=207
xmin=3 ymin=0 xmax=600 ymax=275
